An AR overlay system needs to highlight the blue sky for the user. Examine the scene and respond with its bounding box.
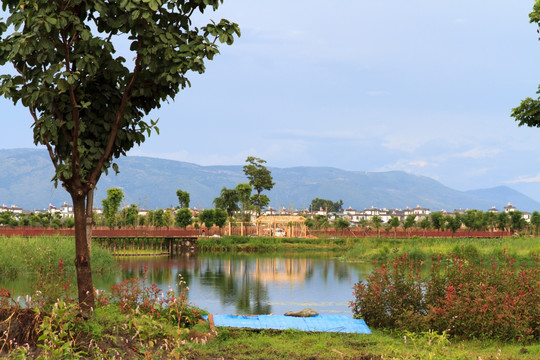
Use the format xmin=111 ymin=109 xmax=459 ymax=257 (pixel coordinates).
xmin=2 ymin=1 xmax=540 ymax=201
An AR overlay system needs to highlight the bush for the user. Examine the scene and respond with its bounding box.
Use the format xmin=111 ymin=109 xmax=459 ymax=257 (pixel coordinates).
xmin=351 ymin=252 xmax=540 ymax=342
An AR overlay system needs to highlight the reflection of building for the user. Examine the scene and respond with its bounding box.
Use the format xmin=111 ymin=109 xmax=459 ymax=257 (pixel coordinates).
xmin=217 ymin=257 xmax=313 ymax=285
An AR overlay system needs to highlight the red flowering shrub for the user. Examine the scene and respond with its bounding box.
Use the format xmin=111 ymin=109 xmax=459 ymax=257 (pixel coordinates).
xmin=351 ymin=252 xmax=539 ymax=342
xmin=109 ymin=269 xmax=203 ymax=327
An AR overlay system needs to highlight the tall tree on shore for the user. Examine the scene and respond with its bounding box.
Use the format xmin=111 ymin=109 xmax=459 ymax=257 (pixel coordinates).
xmin=175 ymin=208 xmax=193 ymax=229
xmin=102 ymin=188 xmax=124 ymax=229
xmin=0 ymin=0 xmax=239 ymax=314
xmin=213 ymin=187 xmax=239 ymax=217
xmin=236 ymin=183 xmax=252 ymax=221
xmin=176 ymin=189 xmax=191 ymax=209
xmin=243 ymin=156 xmax=274 ymax=216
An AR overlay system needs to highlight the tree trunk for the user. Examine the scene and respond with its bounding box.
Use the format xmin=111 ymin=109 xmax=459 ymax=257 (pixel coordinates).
xmin=72 ymin=193 xmax=95 ymax=316
xmin=86 ymin=189 xmax=94 ymax=255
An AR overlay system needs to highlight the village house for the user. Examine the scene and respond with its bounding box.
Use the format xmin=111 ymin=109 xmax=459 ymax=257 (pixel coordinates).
xmin=504 ymin=203 xmax=516 ymax=213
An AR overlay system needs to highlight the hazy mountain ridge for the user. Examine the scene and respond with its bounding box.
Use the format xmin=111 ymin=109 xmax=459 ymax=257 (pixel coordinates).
xmin=1 ymin=148 xmax=540 ymax=212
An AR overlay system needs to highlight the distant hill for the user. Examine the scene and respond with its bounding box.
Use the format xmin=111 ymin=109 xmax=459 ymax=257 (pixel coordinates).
xmin=2 ymin=148 xmax=540 ymax=212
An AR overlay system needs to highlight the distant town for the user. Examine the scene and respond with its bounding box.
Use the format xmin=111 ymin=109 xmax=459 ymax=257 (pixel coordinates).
xmin=0 ymin=201 xmax=533 ymax=227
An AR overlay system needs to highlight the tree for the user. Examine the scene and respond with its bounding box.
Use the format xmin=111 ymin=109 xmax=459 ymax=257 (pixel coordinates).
xmin=154 ymin=209 xmax=165 ymax=228
xmin=309 ymin=198 xmax=344 ymax=213
xmin=370 ymin=215 xmax=383 ymax=238
xmin=64 ymin=217 xmax=75 ymax=228
xmin=243 ymin=157 xmax=274 ymax=215
xmin=102 ymin=188 xmax=124 ymax=229
xmin=388 ymin=216 xmax=400 ymax=238
xmin=0 ymin=1 xmax=239 ymax=313
xmin=175 ymin=208 xmax=193 ymax=229
xmin=531 ymin=211 xmax=540 ymax=235
xmin=250 ymin=194 xmax=270 ymax=215
xmin=313 ymin=214 xmax=329 ymax=230
xmin=419 ymin=217 xmax=431 ymax=234
xmin=213 ymin=187 xmax=239 ymax=217
xmin=403 ymin=214 xmax=416 ymax=237
xmin=484 ymin=212 xmax=498 ymax=232
xmin=124 ymin=204 xmax=140 ymax=228
xmin=236 ymin=183 xmax=252 ymax=222
xmin=430 ymin=212 xmax=444 ymax=231
xmin=511 ymin=2 xmax=540 ymax=128
xmin=163 ymin=209 xmax=175 ymax=229
xmin=445 ymin=215 xmax=461 ymax=234
xmin=199 ymin=209 xmax=215 ymax=230
xmin=214 ymin=208 xmax=228 ymax=230
xmin=333 ymin=217 xmax=349 ymax=233
xmin=510 ymin=210 xmax=525 ymax=232
xmin=497 ymin=212 xmax=510 ymax=232
xmin=176 ymin=190 xmax=190 ymax=209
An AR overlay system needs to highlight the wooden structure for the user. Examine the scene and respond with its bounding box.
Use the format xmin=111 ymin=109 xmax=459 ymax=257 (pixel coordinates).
xmin=255 ymin=215 xmax=307 ymax=238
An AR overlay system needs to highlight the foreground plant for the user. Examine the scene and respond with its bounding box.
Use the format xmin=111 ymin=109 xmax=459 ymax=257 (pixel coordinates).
xmin=1 ymin=268 xmax=209 ymax=358
xmin=351 ymin=252 xmax=540 ymax=342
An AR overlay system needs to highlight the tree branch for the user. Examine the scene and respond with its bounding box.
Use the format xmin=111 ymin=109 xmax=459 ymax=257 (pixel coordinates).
xmin=61 ymin=29 xmax=82 ymax=188
xmin=90 ymin=36 xmax=143 ymax=185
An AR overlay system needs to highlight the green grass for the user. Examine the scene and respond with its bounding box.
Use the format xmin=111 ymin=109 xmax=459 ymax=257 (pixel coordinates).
xmin=0 ymin=235 xmax=117 ymax=278
xmin=188 ymin=325 xmax=540 ymax=360
xmin=197 ymin=235 xmax=353 ymax=253
xmin=343 ymin=236 xmax=540 ymax=264
xmin=197 ymin=235 xmax=540 ymax=266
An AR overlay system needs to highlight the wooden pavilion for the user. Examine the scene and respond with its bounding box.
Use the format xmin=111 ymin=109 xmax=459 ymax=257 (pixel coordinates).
xmin=255 ymin=215 xmax=307 ymax=238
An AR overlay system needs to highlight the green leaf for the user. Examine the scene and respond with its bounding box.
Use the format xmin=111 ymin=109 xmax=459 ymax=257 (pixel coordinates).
xmin=57 ymin=78 xmax=68 ymax=92
xmin=149 ymin=0 xmax=159 ymax=11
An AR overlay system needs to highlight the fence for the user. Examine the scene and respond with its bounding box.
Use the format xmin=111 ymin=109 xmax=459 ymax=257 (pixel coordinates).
xmin=0 ymin=226 xmax=513 ymax=238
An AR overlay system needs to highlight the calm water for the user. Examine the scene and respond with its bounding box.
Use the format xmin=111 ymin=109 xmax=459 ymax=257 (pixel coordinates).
xmin=3 ymin=254 xmax=374 ymax=317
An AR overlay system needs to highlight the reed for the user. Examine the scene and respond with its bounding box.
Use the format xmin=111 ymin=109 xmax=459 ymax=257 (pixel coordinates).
xmin=0 ymin=236 xmax=116 ymax=278
xmin=343 ymin=236 xmax=540 ymax=264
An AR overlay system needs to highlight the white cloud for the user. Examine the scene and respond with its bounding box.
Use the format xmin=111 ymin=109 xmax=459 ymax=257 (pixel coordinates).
xmin=453 ymin=148 xmax=501 ymax=159
xmin=381 ymin=135 xmax=427 ymax=152
xmin=409 ymin=160 xmax=429 ymax=168
xmin=506 ymin=174 xmax=540 ymax=184
xmin=377 ymin=159 xmax=434 ymax=172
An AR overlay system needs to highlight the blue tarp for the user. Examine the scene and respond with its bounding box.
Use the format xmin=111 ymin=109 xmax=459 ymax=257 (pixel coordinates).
xmin=203 ymin=314 xmax=371 ymax=334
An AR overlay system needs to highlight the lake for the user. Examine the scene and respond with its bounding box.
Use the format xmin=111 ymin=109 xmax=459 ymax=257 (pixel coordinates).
xmin=2 ymin=253 xmax=374 ymax=317
xmin=99 ymin=253 xmax=373 ymax=317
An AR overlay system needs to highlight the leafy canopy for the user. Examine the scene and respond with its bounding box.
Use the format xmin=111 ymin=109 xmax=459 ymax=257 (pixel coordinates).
xmin=0 ymin=0 xmax=240 ymax=195
xmin=310 ymin=198 xmax=343 ymax=213
xmin=102 ymin=187 xmax=124 ymax=229
xmin=176 ymin=189 xmax=190 ymax=209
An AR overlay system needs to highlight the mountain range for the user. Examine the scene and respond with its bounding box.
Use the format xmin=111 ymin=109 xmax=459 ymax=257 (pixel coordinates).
xmin=1 ymin=148 xmax=540 ymax=213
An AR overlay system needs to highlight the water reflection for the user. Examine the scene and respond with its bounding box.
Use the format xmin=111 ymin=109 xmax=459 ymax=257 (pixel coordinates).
xmin=105 ymin=254 xmax=373 ymax=317
xmin=0 ymin=254 xmax=372 ymax=316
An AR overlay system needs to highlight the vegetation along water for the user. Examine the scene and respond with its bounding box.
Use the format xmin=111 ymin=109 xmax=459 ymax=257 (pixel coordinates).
xmin=0 ymin=235 xmax=539 ymax=359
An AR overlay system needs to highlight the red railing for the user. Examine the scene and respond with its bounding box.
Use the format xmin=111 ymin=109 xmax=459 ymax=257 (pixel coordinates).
xmin=0 ymin=226 xmax=513 ymax=238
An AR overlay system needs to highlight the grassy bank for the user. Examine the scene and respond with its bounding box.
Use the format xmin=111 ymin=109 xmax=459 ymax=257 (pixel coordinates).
xmin=0 ymin=236 xmax=117 ymax=278
xmin=198 ymin=235 xmax=540 ymax=264
xmin=344 ymin=236 xmax=540 ymax=264
xmin=187 ymin=325 xmax=540 ymax=360
xmin=197 ymin=235 xmax=354 ymax=253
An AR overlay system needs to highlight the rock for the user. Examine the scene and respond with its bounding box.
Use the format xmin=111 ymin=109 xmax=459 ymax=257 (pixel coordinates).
xmin=284 ymin=308 xmax=319 ymax=317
